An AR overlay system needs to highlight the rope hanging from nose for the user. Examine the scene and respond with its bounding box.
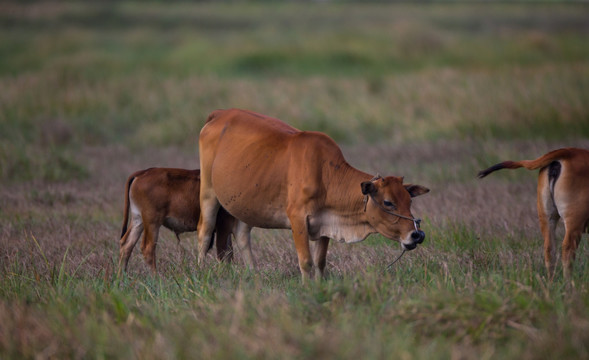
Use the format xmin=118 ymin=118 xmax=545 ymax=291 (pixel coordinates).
xmin=386 ymin=249 xmax=406 ymax=270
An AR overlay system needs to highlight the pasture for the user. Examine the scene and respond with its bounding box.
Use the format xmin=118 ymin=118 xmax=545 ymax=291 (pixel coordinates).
xmin=1 ymin=2 xmax=589 ymax=358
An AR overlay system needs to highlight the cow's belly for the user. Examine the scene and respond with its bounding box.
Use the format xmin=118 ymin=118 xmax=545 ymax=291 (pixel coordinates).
xmin=214 ymin=180 xmax=291 ymax=229
xmin=219 ymin=195 xmax=291 ymax=229
xmin=163 ymin=216 xmax=197 ymax=233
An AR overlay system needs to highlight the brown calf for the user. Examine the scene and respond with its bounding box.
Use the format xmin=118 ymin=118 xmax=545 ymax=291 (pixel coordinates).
xmin=478 ymin=148 xmax=589 ymax=279
xmin=119 ymin=168 xmax=234 ymax=275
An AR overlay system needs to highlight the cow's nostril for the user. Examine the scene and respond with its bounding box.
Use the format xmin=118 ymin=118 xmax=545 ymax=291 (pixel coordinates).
xmin=411 ymin=230 xmax=425 ymax=244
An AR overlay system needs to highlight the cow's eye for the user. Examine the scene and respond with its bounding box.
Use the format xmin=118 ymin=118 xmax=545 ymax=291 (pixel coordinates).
xmin=383 ymin=200 xmax=396 ymax=209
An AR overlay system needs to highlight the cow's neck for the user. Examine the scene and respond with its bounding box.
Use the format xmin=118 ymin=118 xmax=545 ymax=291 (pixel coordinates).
xmin=308 ymin=165 xmax=376 ymax=243
xmin=327 ymin=163 xmax=373 ymax=210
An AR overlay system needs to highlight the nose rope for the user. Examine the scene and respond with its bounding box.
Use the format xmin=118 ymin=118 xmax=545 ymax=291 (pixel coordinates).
xmin=386 ymin=249 xmax=406 ymax=270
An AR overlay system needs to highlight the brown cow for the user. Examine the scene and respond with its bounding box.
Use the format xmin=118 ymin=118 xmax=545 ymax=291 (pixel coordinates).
xmin=118 ymin=168 xmax=234 ymax=275
xmin=478 ymin=148 xmax=589 ymax=279
xmin=197 ymin=109 xmax=429 ymax=281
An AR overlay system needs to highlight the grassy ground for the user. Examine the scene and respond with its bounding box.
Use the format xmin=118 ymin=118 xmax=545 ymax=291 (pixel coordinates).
xmin=1 ymin=2 xmax=589 ymax=359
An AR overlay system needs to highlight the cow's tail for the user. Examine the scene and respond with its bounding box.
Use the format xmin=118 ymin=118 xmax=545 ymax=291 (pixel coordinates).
xmin=120 ymin=169 xmax=149 ymax=239
xmin=478 ymin=148 xmax=576 ymax=178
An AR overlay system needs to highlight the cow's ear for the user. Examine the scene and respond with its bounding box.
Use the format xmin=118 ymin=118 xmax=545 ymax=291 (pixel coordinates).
xmin=404 ymin=184 xmax=430 ymax=198
xmin=361 ymin=181 xmax=377 ymax=195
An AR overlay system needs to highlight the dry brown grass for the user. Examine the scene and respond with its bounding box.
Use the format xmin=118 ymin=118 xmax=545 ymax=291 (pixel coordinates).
xmin=3 ymin=137 xmax=588 ymax=279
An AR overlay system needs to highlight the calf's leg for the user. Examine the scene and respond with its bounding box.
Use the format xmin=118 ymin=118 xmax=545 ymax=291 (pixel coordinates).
xmin=118 ymin=213 xmax=144 ymax=276
xmin=140 ymin=222 xmax=160 ymax=273
xmin=313 ymin=237 xmax=330 ymax=279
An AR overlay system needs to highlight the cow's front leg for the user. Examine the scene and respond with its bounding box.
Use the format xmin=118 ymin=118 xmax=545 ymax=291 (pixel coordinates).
xmin=290 ymin=218 xmax=313 ymax=283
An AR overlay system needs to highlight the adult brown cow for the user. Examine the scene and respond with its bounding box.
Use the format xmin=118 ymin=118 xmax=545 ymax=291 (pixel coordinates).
xmin=478 ymin=148 xmax=589 ymax=279
xmin=197 ymin=109 xmax=429 ymax=281
xmin=119 ymin=168 xmax=234 ymax=275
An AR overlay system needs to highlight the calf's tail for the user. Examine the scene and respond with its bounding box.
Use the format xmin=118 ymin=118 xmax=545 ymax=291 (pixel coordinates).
xmin=120 ymin=169 xmax=152 ymax=239
xmin=120 ymin=174 xmax=136 ymax=239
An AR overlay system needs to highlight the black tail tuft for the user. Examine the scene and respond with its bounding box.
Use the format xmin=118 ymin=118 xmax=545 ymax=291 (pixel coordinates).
xmin=478 ymin=163 xmax=507 ymax=178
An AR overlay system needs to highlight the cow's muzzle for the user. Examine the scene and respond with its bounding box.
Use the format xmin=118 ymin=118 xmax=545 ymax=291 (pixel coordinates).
xmin=402 ymin=230 xmax=425 ymax=251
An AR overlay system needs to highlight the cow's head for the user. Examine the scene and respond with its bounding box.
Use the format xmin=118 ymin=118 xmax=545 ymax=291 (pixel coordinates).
xmin=361 ymin=176 xmax=429 ymax=250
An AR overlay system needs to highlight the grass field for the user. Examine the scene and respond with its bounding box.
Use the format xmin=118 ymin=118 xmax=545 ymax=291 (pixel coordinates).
xmin=1 ymin=2 xmax=589 ymax=359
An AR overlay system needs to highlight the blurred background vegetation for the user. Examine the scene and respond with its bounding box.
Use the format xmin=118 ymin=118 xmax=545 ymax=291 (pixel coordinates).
xmin=1 ymin=1 xmax=588 ymax=182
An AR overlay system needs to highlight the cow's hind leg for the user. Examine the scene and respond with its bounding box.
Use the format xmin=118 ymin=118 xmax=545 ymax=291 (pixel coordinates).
xmin=197 ymin=131 xmax=222 ymax=266
xmin=197 ymin=194 xmax=220 ymax=266
xmin=118 ymin=213 xmax=144 ymax=276
xmin=537 ymin=168 xmax=560 ymax=279
xmin=313 ymin=237 xmax=330 ymax=279
xmin=196 ymin=154 xmax=220 ymax=266
xmin=561 ymin=216 xmax=585 ymax=280
xmin=550 ymin=161 xmax=589 ymax=281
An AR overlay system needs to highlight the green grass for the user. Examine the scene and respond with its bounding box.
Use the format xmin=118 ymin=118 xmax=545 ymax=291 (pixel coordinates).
xmin=2 ymin=225 xmax=589 ymax=359
xmin=2 ymin=1 xmax=589 ymax=359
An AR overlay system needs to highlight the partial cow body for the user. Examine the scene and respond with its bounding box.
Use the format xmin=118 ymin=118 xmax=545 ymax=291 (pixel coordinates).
xmin=119 ymin=168 xmax=234 ymax=275
xmin=478 ymin=148 xmax=589 ymax=279
xmin=197 ymin=109 xmax=429 ymax=281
